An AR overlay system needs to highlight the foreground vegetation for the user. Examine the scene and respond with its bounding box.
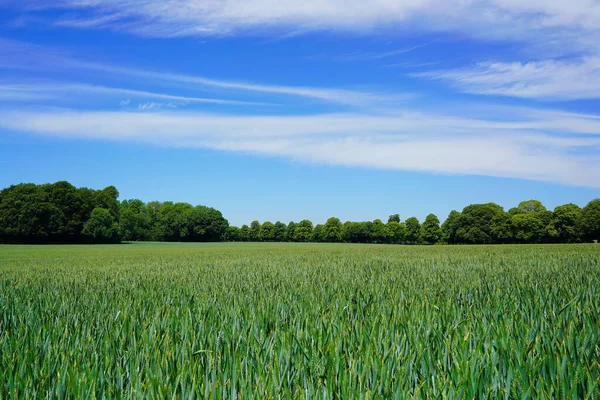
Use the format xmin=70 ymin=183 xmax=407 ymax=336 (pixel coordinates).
xmin=2 ymin=181 xmax=600 ymax=245
xmin=1 ymin=243 xmax=598 ymax=398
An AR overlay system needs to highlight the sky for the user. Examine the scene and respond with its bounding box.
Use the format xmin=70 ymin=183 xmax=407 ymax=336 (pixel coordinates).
xmin=0 ymin=1 xmax=599 ymax=226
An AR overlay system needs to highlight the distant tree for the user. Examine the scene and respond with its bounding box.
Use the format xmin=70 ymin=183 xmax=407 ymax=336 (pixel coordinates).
xmin=224 ymin=226 xmax=241 ymax=241
xmin=95 ymin=185 xmax=120 ymax=220
xmin=385 ymin=221 xmax=406 ymax=244
xmin=0 ymin=183 xmax=56 ymax=242
xmin=186 ymin=205 xmax=229 ymax=242
xmin=517 ymin=200 xmax=546 ymax=214
xmin=441 ymin=210 xmax=461 ymax=244
xmin=0 ymin=182 xmax=122 ymax=243
xmin=551 ymin=204 xmax=581 ymax=243
xmin=82 ymin=208 xmax=120 ymax=243
xmin=274 ymin=222 xmax=287 ymax=242
xmin=454 ymin=203 xmax=504 ymax=244
xmin=294 ymin=220 xmax=314 ymax=242
xmin=342 ymin=221 xmax=353 ymax=242
xmin=259 ymin=221 xmax=276 ymax=242
xmin=119 ymin=199 xmax=151 ymax=241
xmin=286 ymin=222 xmax=297 ymax=242
xmin=579 ymin=199 xmax=600 ymax=242
xmin=240 ymin=225 xmax=251 ymax=242
xmin=420 ymin=214 xmax=441 ymax=244
xmin=324 ymin=217 xmax=343 ymax=242
xmin=490 ymin=211 xmax=513 ymax=244
xmin=43 ymin=181 xmax=85 ymax=240
xmin=388 ymin=214 xmax=401 ymax=223
xmin=343 ymin=221 xmax=373 ymax=243
xmin=371 ymin=219 xmax=388 ymax=243
xmin=508 ymin=207 xmax=524 ymax=215
xmin=405 ymin=217 xmax=421 ymax=244
xmin=147 ymin=201 xmax=175 ymax=241
xmin=311 ymin=224 xmax=326 ymax=242
xmin=250 ymin=220 xmax=261 ymax=242
xmin=512 ymin=213 xmax=545 ymax=244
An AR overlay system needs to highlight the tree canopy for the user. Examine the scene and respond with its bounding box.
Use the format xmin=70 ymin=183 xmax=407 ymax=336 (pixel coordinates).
xmin=1 ymin=181 xmax=598 ymax=245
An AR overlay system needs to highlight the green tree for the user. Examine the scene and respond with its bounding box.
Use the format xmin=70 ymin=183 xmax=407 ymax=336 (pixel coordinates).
xmin=551 ymin=204 xmax=582 ymax=243
xmin=224 ymin=226 xmax=241 ymax=241
xmin=420 ymin=214 xmax=441 ymax=244
xmin=371 ymin=219 xmax=388 ymax=243
xmin=239 ymin=225 xmax=251 ymax=241
xmin=0 ymin=182 xmax=123 ymax=243
xmin=274 ymin=222 xmax=287 ymax=242
xmin=579 ymin=199 xmax=600 ymax=242
xmin=324 ymin=217 xmax=343 ymax=242
xmin=286 ymin=222 xmax=297 ymax=242
xmin=490 ymin=212 xmax=513 ymax=244
xmin=441 ymin=210 xmax=461 ymax=244
xmin=385 ymin=221 xmax=406 ymax=244
xmin=260 ymin=221 xmax=276 ymax=242
xmin=388 ymin=214 xmax=400 ymax=223
xmin=82 ymin=208 xmax=120 ymax=243
xmin=95 ymin=185 xmax=120 ymax=220
xmin=454 ymin=203 xmax=504 ymax=244
xmin=294 ymin=220 xmax=314 ymax=242
xmin=517 ymin=200 xmax=546 ymax=214
xmin=119 ymin=199 xmax=150 ymax=241
xmin=343 ymin=221 xmax=373 ymax=243
xmin=508 ymin=207 xmax=524 ymax=215
xmin=44 ymin=181 xmax=85 ymax=240
xmin=0 ymin=183 xmax=56 ymax=242
xmin=311 ymin=224 xmax=326 ymax=242
xmin=186 ymin=205 xmax=229 ymax=242
xmin=405 ymin=217 xmax=421 ymax=244
xmin=250 ymin=220 xmax=261 ymax=242
xmin=512 ymin=213 xmax=545 ymax=244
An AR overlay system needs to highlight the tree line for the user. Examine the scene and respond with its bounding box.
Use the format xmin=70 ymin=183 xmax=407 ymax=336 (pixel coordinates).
xmin=0 ymin=182 xmax=228 ymax=244
xmin=226 ymin=200 xmax=600 ymax=245
xmin=0 ymin=181 xmax=599 ymax=244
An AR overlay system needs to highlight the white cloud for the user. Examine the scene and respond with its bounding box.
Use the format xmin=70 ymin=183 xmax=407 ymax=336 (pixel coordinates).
xmin=137 ymin=101 xmax=177 ymax=110
xmin=12 ymin=0 xmax=600 ymax=49
xmin=0 ymin=84 xmax=58 ymax=101
xmin=336 ymin=44 xmax=429 ymax=61
xmin=0 ymin=82 xmax=268 ymax=106
xmin=0 ymin=38 xmax=405 ymax=107
xmin=1 ymin=108 xmax=599 ymax=187
xmin=69 ymin=61 xmax=409 ymax=106
xmin=417 ymin=57 xmax=600 ymax=100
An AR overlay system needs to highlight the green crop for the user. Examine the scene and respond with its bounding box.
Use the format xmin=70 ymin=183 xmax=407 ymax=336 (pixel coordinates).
xmin=1 ymin=243 xmax=599 ymax=398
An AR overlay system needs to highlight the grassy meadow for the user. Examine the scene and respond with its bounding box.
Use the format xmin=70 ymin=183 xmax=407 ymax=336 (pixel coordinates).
xmin=1 ymin=243 xmax=599 ymax=398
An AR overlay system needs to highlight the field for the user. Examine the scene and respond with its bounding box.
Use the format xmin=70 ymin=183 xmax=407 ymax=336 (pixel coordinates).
xmin=1 ymin=243 xmax=599 ymax=398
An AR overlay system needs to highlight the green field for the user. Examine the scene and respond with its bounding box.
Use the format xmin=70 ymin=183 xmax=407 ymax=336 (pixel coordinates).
xmin=1 ymin=243 xmax=599 ymax=398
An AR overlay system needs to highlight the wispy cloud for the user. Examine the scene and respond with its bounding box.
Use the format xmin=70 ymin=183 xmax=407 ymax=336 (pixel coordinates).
xmin=1 ymin=107 xmax=599 ymax=187
xmin=137 ymin=101 xmax=177 ymax=111
xmin=70 ymin=60 xmax=409 ymax=106
xmin=417 ymin=57 xmax=600 ymax=100
xmin=9 ymin=0 xmax=600 ymax=51
xmin=0 ymin=38 xmax=407 ymax=108
xmin=0 ymin=82 xmax=269 ymax=106
xmin=336 ymin=44 xmax=429 ymax=61
xmin=384 ymin=61 xmax=441 ymax=69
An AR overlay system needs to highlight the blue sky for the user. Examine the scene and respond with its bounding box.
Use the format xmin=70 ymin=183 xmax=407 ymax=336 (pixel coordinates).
xmin=0 ymin=1 xmax=599 ymax=225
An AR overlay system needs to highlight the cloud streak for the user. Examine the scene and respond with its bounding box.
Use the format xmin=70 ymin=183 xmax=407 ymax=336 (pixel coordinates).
xmin=0 ymin=38 xmax=405 ymax=108
xmin=0 ymin=83 xmax=268 ymax=106
xmin=417 ymin=57 xmax=600 ymax=100
xmin=1 ymin=108 xmax=599 ymax=187
xmin=10 ymin=0 xmax=600 ymax=50
xmin=68 ymin=60 xmax=409 ymax=106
